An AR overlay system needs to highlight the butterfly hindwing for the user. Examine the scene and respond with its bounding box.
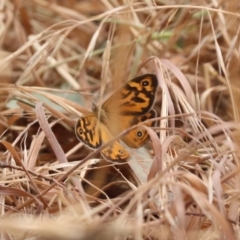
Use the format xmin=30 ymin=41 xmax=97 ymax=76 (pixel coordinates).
xmin=121 ymin=109 xmax=156 ymax=148
xmin=100 ymin=124 xmax=129 ymax=161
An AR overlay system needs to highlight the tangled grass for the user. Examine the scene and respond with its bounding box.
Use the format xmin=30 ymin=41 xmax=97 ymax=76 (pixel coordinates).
xmin=0 ymin=1 xmax=240 ymax=239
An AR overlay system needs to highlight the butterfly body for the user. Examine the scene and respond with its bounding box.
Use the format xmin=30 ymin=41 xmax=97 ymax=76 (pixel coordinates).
xmin=75 ymin=74 xmax=158 ymax=161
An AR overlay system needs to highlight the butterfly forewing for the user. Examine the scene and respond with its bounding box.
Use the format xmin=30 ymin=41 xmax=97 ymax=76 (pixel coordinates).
xmin=102 ymin=74 xmax=158 ymax=116
xmin=100 ymin=74 xmax=158 ymax=139
xmin=75 ymin=114 xmax=102 ymax=149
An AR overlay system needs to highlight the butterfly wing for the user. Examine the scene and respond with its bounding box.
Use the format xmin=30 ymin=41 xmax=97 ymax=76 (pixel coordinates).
xmin=121 ymin=109 xmax=156 ymax=148
xmin=100 ymin=124 xmax=129 ymax=161
xmin=100 ymin=74 xmax=158 ymax=147
xmin=102 ymin=74 xmax=158 ymax=116
xmin=75 ymin=114 xmax=102 ymax=149
xmin=75 ymin=114 xmax=129 ymax=161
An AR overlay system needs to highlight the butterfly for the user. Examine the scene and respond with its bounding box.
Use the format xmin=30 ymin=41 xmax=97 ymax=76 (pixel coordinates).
xmin=75 ymin=74 xmax=158 ymax=161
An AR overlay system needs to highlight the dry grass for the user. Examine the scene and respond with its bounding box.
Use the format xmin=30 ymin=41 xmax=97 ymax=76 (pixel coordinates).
xmin=0 ymin=0 xmax=240 ymax=239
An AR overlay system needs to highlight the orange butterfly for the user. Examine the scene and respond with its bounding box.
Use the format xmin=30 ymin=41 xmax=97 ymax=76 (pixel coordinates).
xmin=75 ymin=74 xmax=158 ymax=161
